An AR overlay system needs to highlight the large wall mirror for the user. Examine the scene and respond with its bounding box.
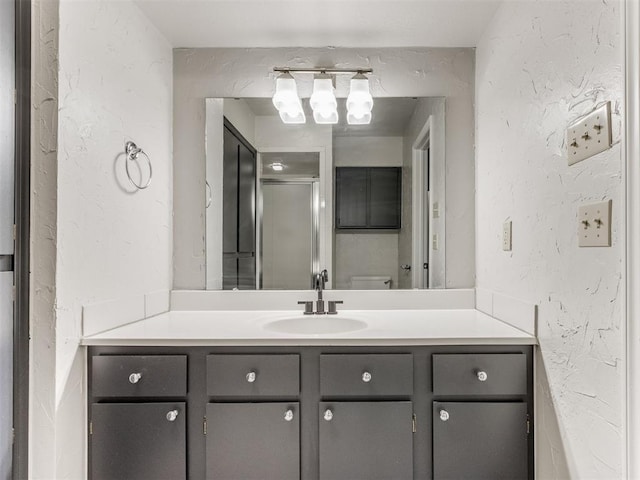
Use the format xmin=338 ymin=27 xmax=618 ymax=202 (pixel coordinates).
xmin=205 ymin=96 xmax=449 ymax=290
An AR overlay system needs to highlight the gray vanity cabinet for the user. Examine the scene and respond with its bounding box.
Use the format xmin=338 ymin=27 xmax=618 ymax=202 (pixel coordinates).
xmin=90 ymin=402 xmax=186 ymax=480
xmin=89 ymin=354 xmax=188 ymax=480
xmin=431 ymin=352 xmax=530 ymax=480
xmin=88 ymin=345 xmax=533 ymax=480
xmin=205 ymin=403 xmax=300 ymax=480
xmin=318 ymin=354 xmax=414 ymax=480
xmin=318 ymin=401 xmax=413 ymax=480
xmin=432 ymin=402 xmax=528 ymax=480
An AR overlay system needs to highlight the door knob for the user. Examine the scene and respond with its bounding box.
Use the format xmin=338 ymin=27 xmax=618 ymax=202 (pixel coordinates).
xmin=284 ymin=409 xmax=294 ymax=422
xmin=439 ymin=410 xmax=449 ymax=422
xmin=166 ymin=410 xmax=179 ymax=422
xmin=324 ymin=409 xmax=333 ymax=421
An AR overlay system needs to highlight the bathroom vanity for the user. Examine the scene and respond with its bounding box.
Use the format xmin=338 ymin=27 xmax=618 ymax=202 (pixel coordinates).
xmin=83 ymin=308 xmax=536 ymax=480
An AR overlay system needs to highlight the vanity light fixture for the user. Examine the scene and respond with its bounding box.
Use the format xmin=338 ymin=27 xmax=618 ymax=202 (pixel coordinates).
xmin=270 ymin=162 xmax=285 ymax=171
xmin=272 ymin=72 xmax=306 ymax=124
xmin=272 ymin=67 xmax=373 ymax=125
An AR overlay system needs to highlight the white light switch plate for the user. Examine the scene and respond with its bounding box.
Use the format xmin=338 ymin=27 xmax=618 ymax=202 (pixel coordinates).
xmin=567 ymin=102 xmax=612 ymax=166
xmin=502 ymin=221 xmax=512 ymax=251
xmin=578 ymin=200 xmax=612 ymax=247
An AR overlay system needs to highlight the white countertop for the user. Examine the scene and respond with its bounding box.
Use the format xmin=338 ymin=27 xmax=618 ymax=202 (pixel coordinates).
xmin=81 ymin=308 xmax=537 ymax=346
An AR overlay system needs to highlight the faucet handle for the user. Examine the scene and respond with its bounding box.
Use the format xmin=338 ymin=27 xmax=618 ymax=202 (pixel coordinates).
xmin=297 ymin=301 xmax=314 ymax=315
xmin=327 ymin=300 xmax=343 ymax=315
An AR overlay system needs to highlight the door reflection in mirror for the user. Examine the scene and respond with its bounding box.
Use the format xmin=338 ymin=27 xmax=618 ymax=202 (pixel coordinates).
xmin=259 ymin=152 xmax=320 ymax=290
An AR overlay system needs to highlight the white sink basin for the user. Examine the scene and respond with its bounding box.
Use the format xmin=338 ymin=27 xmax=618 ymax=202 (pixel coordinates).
xmin=263 ymin=316 xmax=368 ymax=335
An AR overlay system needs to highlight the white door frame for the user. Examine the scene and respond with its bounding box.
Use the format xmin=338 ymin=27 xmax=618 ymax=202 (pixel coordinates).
xmin=411 ymin=116 xmax=432 ymax=289
xmin=625 ymin=0 xmax=640 ymax=477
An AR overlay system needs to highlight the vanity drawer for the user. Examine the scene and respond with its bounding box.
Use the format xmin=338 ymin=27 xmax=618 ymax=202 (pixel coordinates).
xmin=432 ymin=353 xmax=527 ymax=396
xmin=91 ymin=355 xmax=187 ymax=397
xmin=206 ymin=354 xmax=300 ymax=397
xmin=320 ymin=354 xmax=413 ymax=397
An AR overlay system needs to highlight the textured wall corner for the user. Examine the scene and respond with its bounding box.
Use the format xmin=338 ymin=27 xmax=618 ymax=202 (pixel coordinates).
xmin=475 ymin=1 xmax=623 ymax=477
xmin=49 ymin=0 xmax=174 ymax=478
xmin=29 ymin=0 xmax=59 ymax=477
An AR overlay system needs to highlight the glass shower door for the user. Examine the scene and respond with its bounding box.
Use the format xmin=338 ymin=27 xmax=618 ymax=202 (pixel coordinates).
xmin=261 ymin=181 xmax=319 ymax=290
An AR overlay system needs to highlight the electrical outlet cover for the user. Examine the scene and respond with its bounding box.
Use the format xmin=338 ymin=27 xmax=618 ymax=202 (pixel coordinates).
xmin=502 ymin=221 xmax=512 ymax=251
xmin=567 ymin=102 xmax=612 ymax=166
xmin=578 ymin=200 xmax=612 ymax=247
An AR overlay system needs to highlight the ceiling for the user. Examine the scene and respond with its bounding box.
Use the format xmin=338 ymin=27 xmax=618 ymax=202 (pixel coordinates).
xmin=244 ymin=97 xmax=421 ymax=137
xmin=133 ymin=0 xmax=501 ymax=48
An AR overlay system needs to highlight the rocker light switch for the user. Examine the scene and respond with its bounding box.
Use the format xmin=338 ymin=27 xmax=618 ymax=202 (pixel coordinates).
xmin=502 ymin=221 xmax=512 ymax=251
xmin=578 ymin=200 xmax=612 ymax=247
xmin=567 ymin=102 xmax=612 ymax=165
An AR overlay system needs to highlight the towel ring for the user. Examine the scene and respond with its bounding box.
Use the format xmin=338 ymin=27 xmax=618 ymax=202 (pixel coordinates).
xmin=125 ymin=141 xmax=152 ymax=190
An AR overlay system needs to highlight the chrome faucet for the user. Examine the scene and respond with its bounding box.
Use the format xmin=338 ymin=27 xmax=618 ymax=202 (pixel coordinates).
xmin=314 ymin=269 xmax=329 ymax=314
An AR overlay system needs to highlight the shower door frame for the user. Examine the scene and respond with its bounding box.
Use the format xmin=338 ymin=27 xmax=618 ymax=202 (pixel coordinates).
xmin=256 ymin=146 xmax=331 ymax=289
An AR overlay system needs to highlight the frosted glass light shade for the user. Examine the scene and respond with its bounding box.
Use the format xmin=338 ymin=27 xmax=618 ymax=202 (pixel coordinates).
xmin=346 ymin=74 xmax=373 ymax=125
xmin=272 ymin=72 xmax=306 ymax=124
xmin=310 ymin=76 xmax=337 ymax=108
xmin=346 ymin=75 xmax=373 ymax=112
xmin=272 ymin=73 xmax=299 ymax=111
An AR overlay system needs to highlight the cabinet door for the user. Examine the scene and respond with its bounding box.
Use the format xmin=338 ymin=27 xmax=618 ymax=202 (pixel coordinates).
xmin=335 ymin=168 xmax=367 ymax=228
xmin=319 ymin=401 xmax=413 ymax=480
xmin=206 ymin=403 xmax=299 ymax=480
xmin=433 ymin=402 xmax=528 ymax=480
xmin=90 ymin=402 xmax=186 ymax=480
xmin=223 ymin=127 xmax=239 ymax=254
xmin=369 ymin=167 xmax=401 ymax=228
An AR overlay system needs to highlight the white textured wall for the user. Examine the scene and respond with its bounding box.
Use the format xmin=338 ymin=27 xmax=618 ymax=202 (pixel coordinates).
xmin=53 ymin=1 xmax=173 ymax=477
xmin=30 ymin=0 xmax=59 ymax=476
xmin=333 ymin=136 xmax=402 ymax=289
xmin=173 ymin=47 xmax=475 ymax=290
xmin=475 ymin=1 xmax=623 ymax=478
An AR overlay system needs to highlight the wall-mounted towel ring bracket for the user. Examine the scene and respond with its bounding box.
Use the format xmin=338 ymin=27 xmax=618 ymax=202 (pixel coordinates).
xmin=125 ymin=141 xmax=153 ymax=190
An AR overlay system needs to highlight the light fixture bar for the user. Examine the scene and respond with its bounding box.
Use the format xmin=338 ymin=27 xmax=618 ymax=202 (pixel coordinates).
xmin=274 ymin=67 xmax=373 ymax=75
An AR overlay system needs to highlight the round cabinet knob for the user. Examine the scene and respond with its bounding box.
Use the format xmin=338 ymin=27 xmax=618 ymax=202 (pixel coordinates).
xmin=477 ymin=371 xmax=488 ymax=382
xmin=324 ymin=409 xmax=333 ymax=421
xmin=246 ymin=371 xmax=257 ymax=383
xmin=128 ymin=373 xmax=142 ymax=384
xmin=362 ymin=371 xmax=372 ymax=383
xmin=166 ymin=410 xmax=179 ymax=422
xmin=439 ymin=410 xmax=450 ymax=422
xmin=284 ymin=409 xmax=294 ymax=422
